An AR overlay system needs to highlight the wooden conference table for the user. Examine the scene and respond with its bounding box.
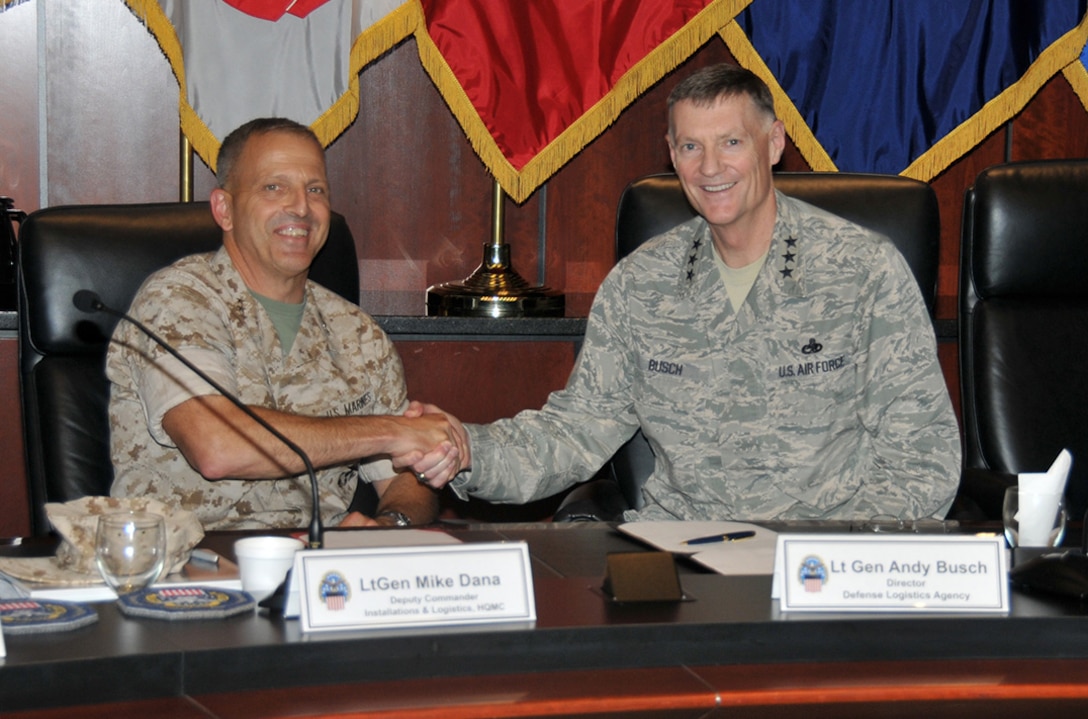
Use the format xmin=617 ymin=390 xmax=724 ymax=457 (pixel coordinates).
xmin=3 ymin=520 xmax=1088 ymax=718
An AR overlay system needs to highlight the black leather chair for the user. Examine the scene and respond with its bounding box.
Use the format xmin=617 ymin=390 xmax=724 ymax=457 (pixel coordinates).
xmin=17 ymin=202 xmax=361 ymax=535
xmin=958 ymin=159 xmax=1088 ymax=522
xmin=554 ymin=171 xmax=941 ymax=521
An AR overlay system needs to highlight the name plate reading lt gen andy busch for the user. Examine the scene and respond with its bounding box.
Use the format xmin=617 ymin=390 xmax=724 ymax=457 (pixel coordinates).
xmin=773 ymin=534 xmax=1008 ymax=613
xmin=296 ymin=543 xmax=536 ymax=633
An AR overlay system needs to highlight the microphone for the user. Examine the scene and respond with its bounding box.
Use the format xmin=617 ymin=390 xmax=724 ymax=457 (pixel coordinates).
xmin=75 ymin=290 xmax=323 ymax=549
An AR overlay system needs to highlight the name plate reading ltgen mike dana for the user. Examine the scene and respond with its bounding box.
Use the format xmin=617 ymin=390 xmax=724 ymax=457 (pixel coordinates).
xmin=296 ymin=542 xmax=536 ymax=633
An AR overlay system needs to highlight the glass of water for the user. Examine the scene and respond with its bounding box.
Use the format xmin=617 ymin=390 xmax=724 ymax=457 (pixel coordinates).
xmin=95 ymin=511 xmax=167 ymax=595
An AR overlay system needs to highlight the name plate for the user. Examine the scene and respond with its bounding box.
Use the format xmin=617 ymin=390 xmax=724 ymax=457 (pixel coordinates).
xmin=295 ymin=542 xmax=536 ymax=633
xmin=772 ymin=534 xmax=1008 ymax=613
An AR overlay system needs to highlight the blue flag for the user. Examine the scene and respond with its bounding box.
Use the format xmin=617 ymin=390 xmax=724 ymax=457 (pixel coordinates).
xmin=728 ymin=0 xmax=1088 ymax=179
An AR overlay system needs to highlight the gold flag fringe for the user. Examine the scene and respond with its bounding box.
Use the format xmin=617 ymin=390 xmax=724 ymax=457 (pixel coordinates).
xmin=415 ymin=0 xmax=752 ymax=204
xmin=904 ymin=8 xmax=1088 ymax=181
xmin=719 ymin=19 xmax=837 ymax=172
xmin=122 ymin=0 xmax=221 ymax=169
xmin=312 ymin=1 xmax=419 ymax=149
xmin=113 ymin=1 xmax=1088 ymax=198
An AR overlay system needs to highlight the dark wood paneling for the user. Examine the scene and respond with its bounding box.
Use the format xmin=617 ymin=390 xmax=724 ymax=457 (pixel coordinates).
xmin=1013 ymin=73 xmax=1088 ymax=162
xmin=0 ymin=336 xmax=29 ymax=537
xmin=395 ymin=339 xmax=576 ymax=425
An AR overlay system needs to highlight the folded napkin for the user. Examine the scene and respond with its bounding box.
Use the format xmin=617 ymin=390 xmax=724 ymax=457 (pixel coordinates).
xmin=1019 ymin=449 xmax=1072 ymax=495
xmin=1016 ymin=449 xmax=1072 ymax=545
xmin=48 ymin=496 xmax=204 ymax=576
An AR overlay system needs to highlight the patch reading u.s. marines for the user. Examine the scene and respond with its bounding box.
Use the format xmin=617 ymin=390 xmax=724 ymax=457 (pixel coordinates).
xmin=338 ymin=392 xmax=373 ymax=416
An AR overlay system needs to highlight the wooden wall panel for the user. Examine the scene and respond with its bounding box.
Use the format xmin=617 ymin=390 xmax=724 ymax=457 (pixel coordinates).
xmin=0 ymin=337 xmax=29 ymax=538
xmin=1012 ymin=74 xmax=1088 ymax=161
xmin=396 ymin=340 xmax=577 ymax=426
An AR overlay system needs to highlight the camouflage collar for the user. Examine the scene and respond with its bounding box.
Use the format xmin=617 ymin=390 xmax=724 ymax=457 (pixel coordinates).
xmin=677 ymin=191 xmax=805 ymax=300
xmin=769 ymin=191 xmax=805 ymax=298
xmin=676 ymin=222 xmax=716 ymax=300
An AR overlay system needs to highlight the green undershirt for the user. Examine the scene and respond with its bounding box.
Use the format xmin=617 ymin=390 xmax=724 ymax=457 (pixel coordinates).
xmin=252 ymin=292 xmax=305 ymax=357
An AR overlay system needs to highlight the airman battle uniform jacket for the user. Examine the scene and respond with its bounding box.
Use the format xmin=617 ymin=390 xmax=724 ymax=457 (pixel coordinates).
xmin=454 ymin=192 xmax=960 ymax=521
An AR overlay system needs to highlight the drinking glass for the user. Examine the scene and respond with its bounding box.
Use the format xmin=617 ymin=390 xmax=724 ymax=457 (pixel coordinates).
xmin=95 ymin=511 xmax=167 ymax=595
xmin=1002 ymin=487 xmax=1066 ymax=548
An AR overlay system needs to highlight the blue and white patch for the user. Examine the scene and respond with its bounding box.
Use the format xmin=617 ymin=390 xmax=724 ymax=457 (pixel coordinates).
xmin=117 ymin=586 xmax=254 ymax=620
xmin=0 ymin=599 xmax=98 ymax=634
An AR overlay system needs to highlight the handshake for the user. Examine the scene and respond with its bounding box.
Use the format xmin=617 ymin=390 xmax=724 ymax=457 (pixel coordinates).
xmin=391 ymin=401 xmax=470 ymax=488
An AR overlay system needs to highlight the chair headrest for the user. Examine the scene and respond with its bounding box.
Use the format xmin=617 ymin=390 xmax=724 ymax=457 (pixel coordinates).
xmin=965 ymin=160 xmax=1088 ymax=299
xmin=18 ymin=202 xmax=358 ymax=367
xmin=615 ymin=172 xmax=940 ymax=316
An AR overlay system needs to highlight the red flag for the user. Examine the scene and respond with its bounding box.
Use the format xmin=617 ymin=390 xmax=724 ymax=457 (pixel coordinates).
xmin=222 ymin=0 xmax=331 ymax=21
xmin=416 ymin=0 xmax=749 ymax=201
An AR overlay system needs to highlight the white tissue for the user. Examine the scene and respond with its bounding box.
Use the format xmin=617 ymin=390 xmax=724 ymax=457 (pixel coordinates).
xmin=1016 ymin=449 xmax=1072 ymax=545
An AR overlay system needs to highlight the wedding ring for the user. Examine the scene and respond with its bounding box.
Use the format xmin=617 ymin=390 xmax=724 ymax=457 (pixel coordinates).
xmin=414 ymin=471 xmax=427 ymax=483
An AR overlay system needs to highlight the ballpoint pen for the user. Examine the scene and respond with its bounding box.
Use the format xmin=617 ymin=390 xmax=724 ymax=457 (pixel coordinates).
xmin=682 ymin=530 xmax=756 ymax=546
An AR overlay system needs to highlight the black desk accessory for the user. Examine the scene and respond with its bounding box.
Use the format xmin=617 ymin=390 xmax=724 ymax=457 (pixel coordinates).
xmin=601 ymin=551 xmax=684 ymax=603
xmin=1009 ymin=507 xmax=1088 ymax=600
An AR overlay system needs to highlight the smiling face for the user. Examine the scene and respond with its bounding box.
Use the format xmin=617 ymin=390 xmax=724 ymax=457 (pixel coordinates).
xmin=210 ymin=129 xmax=331 ymax=302
xmin=668 ymin=93 xmax=785 ymax=266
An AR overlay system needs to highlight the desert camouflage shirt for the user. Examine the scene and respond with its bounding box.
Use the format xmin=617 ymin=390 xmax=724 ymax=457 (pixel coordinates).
xmin=454 ymin=191 xmax=961 ymax=521
xmin=107 ymin=247 xmax=406 ymax=530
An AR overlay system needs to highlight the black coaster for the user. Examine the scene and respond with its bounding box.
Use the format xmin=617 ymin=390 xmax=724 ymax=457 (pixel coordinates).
xmin=0 ymin=599 xmax=98 ymax=634
xmin=117 ymin=586 xmax=255 ymax=620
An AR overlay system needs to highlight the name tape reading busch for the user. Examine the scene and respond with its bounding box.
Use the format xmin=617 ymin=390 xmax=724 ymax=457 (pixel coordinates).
xmin=297 ymin=542 xmax=536 ymax=632
xmin=772 ymin=534 xmax=1008 ymax=613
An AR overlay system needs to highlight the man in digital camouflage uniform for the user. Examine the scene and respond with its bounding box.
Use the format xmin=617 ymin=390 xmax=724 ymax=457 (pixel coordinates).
xmin=108 ymin=118 xmax=463 ymax=531
xmin=416 ymin=64 xmax=959 ymax=522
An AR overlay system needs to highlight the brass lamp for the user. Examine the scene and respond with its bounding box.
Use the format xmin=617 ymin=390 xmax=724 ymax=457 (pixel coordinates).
xmin=426 ymin=181 xmax=564 ymax=317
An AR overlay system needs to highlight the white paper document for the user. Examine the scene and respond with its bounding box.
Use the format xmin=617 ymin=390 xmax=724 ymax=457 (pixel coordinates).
xmin=617 ymin=521 xmax=777 ymax=576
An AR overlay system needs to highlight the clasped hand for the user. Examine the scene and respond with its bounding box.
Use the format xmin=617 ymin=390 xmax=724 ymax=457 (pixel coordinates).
xmin=390 ymin=401 xmax=470 ymax=488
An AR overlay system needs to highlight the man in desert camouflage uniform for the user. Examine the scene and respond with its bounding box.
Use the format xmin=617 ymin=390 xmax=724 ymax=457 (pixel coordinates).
xmin=108 ymin=118 xmax=463 ymax=530
xmin=420 ymin=64 xmax=960 ymax=521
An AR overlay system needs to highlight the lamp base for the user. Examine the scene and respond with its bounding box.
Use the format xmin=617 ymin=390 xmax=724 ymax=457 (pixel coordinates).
xmin=426 ymin=243 xmax=564 ymax=318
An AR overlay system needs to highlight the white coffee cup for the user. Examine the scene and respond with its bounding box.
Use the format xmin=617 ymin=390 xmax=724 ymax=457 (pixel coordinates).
xmin=234 ymin=536 xmax=305 ymax=602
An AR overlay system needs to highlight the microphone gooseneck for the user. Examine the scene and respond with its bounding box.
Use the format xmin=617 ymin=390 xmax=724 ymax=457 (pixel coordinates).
xmin=76 ymin=290 xmax=324 ymax=548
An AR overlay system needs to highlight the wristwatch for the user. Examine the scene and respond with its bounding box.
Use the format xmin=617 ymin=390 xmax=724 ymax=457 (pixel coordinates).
xmin=377 ymin=510 xmax=411 ymax=527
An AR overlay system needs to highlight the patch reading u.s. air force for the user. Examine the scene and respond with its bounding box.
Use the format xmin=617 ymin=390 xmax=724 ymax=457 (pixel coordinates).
xmin=116 ymin=586 xmax=254 ymax=620
xmin=0 ymin=599 xmax=98 ymax=634
xmin=773 ymin=336 xmax=849 ymax=381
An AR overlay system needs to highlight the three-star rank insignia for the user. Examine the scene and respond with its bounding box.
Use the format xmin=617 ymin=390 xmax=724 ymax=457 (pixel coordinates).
xmin=780 ymin=237 xmax=798 ymax=279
